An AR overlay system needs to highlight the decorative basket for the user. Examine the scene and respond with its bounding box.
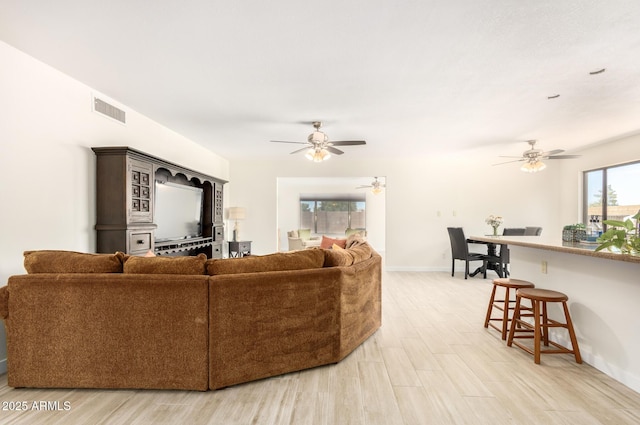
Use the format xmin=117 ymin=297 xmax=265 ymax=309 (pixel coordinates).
xmin=562 ymin=228 xmax=587 ymax=242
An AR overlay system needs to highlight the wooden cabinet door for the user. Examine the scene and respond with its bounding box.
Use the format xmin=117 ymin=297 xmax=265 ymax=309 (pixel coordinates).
xmin=128 ymin=158 xmax=153 ymax=223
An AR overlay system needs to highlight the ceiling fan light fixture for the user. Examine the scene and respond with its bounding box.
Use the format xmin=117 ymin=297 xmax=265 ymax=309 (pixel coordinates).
xmin=521 ymin=160 xmax=546 ymax=173
xmin=305 ymin=148 xmax=330 ymax=162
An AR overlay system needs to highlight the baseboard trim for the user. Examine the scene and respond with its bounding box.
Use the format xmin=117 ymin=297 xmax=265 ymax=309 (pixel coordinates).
xmin=553 ymin=334 xmax=640 ymax=394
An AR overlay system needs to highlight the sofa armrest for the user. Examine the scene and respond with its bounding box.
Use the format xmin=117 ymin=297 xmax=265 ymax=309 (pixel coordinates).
xmin=0 ymin=285 xmax=8 ymax=319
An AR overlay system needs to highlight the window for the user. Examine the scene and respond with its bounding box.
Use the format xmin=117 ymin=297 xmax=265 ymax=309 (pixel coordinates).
xmin=300 ymin=195 xmax=366 ymax=235
xmin=584 ymin=160 xmax=640 ymax=230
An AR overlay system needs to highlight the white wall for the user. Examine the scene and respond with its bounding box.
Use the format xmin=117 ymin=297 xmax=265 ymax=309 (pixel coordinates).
xmin=0 ymin=41 xmax=230 ymax=373
xmin=229 ymin=153 xmax=562 ymax=269
xmin=230 ymin=136 xmax=639 ymax=271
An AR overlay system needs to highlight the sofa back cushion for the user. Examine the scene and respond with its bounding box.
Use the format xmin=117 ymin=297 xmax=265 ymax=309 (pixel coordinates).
xmin=323 ymin=246 xmax=354 ymax=267
xmin=207 ymin=249 xmax=325 ymax=275
xmin=123 ymin=253 xmax=207 ymax=275
xmin=323 ymin=241 xmax=373 ymax=267
xmin=345 ymin=234 xmax=367 ymax=248
xmin=23 ymin=250 xmax=125 ymax=274
xmin=349 ymin=243 xmax=373 ymax=264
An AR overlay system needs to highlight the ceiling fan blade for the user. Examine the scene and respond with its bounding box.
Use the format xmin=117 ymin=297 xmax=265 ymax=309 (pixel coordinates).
xmin=356 ymin=185 xmax=372 ymax=189
xmin=326 ymin=146 xmax=345 ymax=155
xmin=546 ymin=154 xmax=581 ymax=159
xmin=493 ymin=159 xmax=525 ymax=166
xmin=289 ymin=147 xmax=311 ymax=155
xmin=330 ymin=140 xmax=366 ymax=146
xmin=498 ymin=155 xmax=525 ymax=159
xmin=271 ymin=140 xmax=308 ymax=145
xmin=540 ymin=149 xmax=564 ymax=157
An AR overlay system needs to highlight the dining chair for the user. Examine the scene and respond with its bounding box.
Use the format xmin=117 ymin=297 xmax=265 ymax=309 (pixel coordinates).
xmin=524 ymin=226 xmax=542 ymax=235
xmin=447 ymin=227 xmax=486 ymax=279
xmin=502 ymin=228 xmax=525 ymax=236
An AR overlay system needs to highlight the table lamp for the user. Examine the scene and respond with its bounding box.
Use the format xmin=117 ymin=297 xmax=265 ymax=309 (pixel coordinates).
xmin=228 ymin=207 xmax=246 ymax=241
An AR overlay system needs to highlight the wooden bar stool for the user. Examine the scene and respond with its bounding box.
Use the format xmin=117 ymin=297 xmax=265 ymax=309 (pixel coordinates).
xmin=484 ymin=278 xmax=535 ymax=340
xmin=507 ymin=288 xmax=582 ymax=364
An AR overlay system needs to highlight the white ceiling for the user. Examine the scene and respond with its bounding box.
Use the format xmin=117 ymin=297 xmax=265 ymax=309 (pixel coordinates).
xmin=2 ymin=0 xmax=640 ymax=161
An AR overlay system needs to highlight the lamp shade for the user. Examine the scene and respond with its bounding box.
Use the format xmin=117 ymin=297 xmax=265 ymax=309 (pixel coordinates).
xmin=228 ymin=207 xmax=246 ymax=220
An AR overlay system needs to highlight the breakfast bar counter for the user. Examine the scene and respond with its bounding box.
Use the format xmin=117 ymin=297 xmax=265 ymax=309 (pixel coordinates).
xmin=469 ymin=234 xmax=640 ymax=264
xmin=470 ymin=234 xmax=640 ymax=394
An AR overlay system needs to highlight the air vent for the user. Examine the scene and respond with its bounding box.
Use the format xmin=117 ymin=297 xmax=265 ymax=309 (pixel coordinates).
xmin=93 ymin=96 xmax=126 ymax=124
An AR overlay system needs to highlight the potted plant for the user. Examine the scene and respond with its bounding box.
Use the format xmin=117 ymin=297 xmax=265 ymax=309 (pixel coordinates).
xmin=595 ymin=211 xmax=640 ymax=255
xmin=562 ymin=223 xmax=586 ymax=242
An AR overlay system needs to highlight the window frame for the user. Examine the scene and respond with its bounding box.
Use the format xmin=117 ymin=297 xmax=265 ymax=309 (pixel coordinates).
xmin=583 ymin=159 xmax=640 ymax=230
xmin=300 ymin=194 xmax=366 ymax=235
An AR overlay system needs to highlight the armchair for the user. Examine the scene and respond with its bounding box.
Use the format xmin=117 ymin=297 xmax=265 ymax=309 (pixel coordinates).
xmin=287 ymin=229 xmax=321 ymax=250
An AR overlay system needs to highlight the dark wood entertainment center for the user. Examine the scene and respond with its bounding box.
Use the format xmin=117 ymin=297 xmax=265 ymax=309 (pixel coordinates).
xmin=93 ymin=147 xmax=227 ymax=257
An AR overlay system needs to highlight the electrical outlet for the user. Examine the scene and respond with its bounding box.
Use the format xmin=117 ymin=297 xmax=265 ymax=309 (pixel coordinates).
xmin=541 ymin=261 xmax=548 ymax=274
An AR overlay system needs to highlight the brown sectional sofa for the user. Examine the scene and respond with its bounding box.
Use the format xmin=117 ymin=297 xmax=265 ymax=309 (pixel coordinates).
xmin=0 ymin=240 xmax=381 ymax=391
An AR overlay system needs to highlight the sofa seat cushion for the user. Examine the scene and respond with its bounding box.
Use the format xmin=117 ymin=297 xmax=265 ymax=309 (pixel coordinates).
xmin=124 ymin=253 xmax=207 ymax=275
xmin=207 ymin=249 xmax=325 ymax=275
xmin=23 ymin=250 xmax=125 ymax=274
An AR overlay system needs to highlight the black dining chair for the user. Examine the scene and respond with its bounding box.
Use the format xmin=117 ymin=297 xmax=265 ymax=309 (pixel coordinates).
xmin=524 ymin=226 xmax=542 ymax=236
xmin=447 ymin=227 xmax=486 ymax=279
xmin=502 ymin=228 xmax=525 ymax=236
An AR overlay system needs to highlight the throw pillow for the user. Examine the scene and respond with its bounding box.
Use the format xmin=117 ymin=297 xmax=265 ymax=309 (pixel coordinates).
xmin=207 ymin=249 xmax=325 ymax=275
xmin=123 ymin=253 xmax=207 ymax=275
xmin=23 ymin=250 xmax=126 ymax=274
xmin=320 ymin=235 xmax=347 ymax=249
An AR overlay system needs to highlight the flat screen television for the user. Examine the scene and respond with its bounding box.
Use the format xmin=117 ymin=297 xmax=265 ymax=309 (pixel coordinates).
xmin=154 ymin=181 xmax=203 ymax=242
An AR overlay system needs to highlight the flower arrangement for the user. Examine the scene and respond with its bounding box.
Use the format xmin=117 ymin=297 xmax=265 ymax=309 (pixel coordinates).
xmin=485 ymin=215 xmax=503 ymax=236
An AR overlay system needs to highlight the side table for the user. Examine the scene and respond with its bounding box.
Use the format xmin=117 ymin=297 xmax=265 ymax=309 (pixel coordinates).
xmin=228 ymin=241 xmax=251 ymax=258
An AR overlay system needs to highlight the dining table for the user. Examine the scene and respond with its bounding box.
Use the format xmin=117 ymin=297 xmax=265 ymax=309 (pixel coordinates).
xmin=466 ymin=236 xmax=505 ymax=278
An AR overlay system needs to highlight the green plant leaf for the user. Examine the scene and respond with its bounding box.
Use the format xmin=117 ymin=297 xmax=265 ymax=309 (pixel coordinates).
xmin=602 ymin=219 xmax=630 ymax=229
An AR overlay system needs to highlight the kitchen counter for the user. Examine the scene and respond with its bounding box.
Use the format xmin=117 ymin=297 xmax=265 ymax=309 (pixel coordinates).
xmin=470 ymin=233 xmax=640 ymax=394
xmin=469 ymin=235 xmax=640 ymax=264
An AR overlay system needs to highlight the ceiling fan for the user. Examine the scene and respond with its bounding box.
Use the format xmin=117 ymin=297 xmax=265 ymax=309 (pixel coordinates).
xmin=494 ymin=140 xmax=580 ymax=172
xmin=356 ymin=177 xmax=385 ymax=194
xmin=271 ymin=121 xmax=366 ymax=162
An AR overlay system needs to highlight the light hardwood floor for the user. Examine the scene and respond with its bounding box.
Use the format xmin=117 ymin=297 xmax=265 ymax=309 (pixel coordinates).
xmin=1 ymin=270 xmax=639 ymax=424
